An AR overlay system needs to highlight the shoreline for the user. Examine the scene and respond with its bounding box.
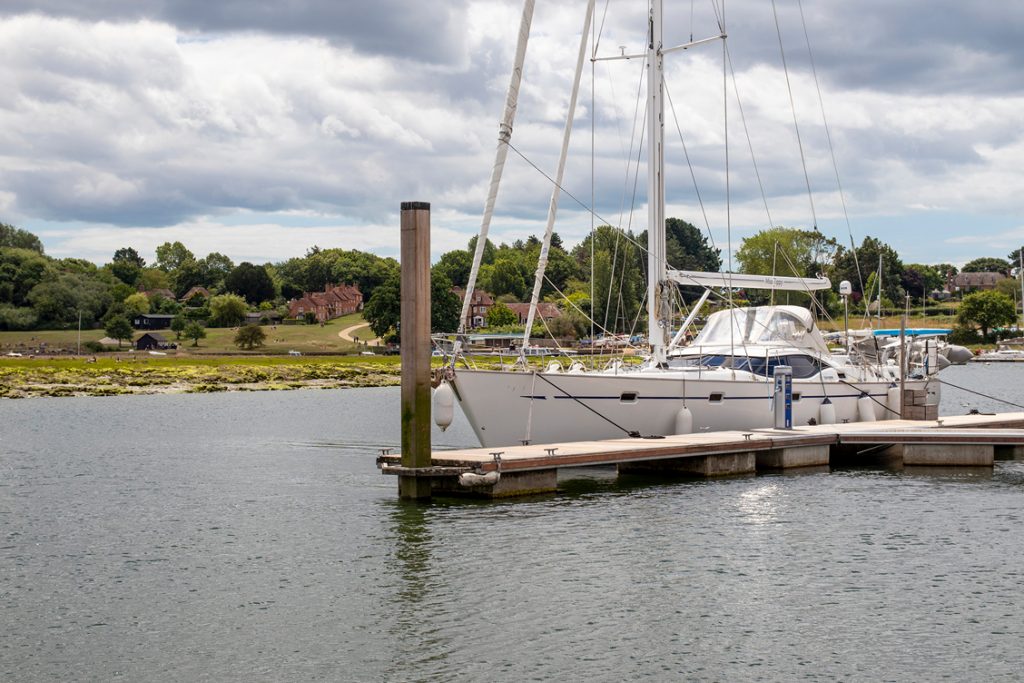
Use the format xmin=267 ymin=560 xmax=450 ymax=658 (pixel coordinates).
xmin=0 ymin=355 xmax=402 ymax=399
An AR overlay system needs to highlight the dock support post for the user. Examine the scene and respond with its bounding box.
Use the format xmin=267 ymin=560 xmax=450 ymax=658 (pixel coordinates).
xmin=399 ymin=201 xmax=433 ymax=500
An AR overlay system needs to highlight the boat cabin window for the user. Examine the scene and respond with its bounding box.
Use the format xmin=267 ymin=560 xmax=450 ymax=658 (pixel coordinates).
xmin=672 ymin=353 xmax=823 ymax=378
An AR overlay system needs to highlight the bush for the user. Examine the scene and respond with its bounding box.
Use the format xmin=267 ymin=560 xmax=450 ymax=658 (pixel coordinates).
xmin=947 ymin=325 xmax=981 ymax=345
xmin=234 ymin=324 xmax=267 ymax=350
xmin=0 ymin=304 xmax=38 ymax=330
xmin=83 ymin=340 xmax=106 ymax=352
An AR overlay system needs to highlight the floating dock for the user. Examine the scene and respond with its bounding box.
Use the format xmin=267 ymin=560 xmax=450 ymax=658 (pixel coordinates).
xmin=378 ymin=412 xmax=1024 ymax=498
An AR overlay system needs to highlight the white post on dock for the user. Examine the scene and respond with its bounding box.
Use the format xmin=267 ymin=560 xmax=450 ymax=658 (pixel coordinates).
xmin=399 ymin=201 xmax=433 ymax=500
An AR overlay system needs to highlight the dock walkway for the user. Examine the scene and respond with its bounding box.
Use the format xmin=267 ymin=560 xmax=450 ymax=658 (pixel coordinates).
xmin=378 ymin=413 xmax=1024 ymax=497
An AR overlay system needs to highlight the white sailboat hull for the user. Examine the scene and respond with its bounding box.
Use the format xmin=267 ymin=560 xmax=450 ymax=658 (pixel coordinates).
xmin=450 ymin=368 xmax=938 ymax=448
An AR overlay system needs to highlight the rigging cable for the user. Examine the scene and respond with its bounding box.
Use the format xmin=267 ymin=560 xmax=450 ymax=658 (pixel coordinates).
xmin=531 ymin=371 xmax=657 ymax=439
xmin=934 ymin=377 xmax=1024 ymax=412
xmin=796 ymin=0 xmax=864 ymax=298
xmin=664 ymin=81 xmax=716 ymax=251
xmin=724 ymin=42 xmax=774 ymax=231
xmin=770 ymin=0 xmax=818 ymax=230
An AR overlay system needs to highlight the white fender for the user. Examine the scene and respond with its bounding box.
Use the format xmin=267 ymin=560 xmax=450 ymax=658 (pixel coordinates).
xmin=857 ymin=395 xmax=876 ymax=422
xmin=886 ymin=386 xmax=902 ymax=420
xmin=674 ymin=405 xmax=693 ymax=434
xmin=458 ymin=471 xmax=500 ymax=487
xmin=432 ymin=382 xmax=455 ymax=431
xmin=818 ymin=398 xmax=836 ymax=425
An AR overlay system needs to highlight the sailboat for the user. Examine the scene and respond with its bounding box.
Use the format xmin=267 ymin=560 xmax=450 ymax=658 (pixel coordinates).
xmin=435 ymin=0 xmax=953 ymax=448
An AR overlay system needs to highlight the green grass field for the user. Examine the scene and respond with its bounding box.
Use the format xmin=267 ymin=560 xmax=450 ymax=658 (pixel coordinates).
xmin=0 ymin=312 xmax=377 ymax=356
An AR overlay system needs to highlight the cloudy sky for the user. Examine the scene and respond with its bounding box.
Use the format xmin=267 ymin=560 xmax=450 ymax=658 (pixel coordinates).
xmin=1 ymin=0 xmax=1022 ymax=268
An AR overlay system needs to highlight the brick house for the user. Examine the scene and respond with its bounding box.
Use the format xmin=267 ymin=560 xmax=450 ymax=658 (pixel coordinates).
xmin=453 ymin=287 xmax=494 ymax=329
xmin=505 ymin=302 xmax=563 ymax=325
xmin=287 ymin=283 xmax=363 ymax=322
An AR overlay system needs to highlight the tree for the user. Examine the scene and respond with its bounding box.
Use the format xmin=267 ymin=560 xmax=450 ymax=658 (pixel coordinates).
xmin=112 ymin=247 xmax=145 ymax=268
xmin=957 ymin=290 xmax=1016 ymax=339
xmin=104 ymin=316 xmax=134 ymax=348
xmin=962 ymin=257 xmax=1011 ymax=275
xmin=155 ymin=241 xmax=195 ymax=273
xmin=363 ymin=274 xmax=399 ymax=338
xmin=0 ymin=247 xmax=54 ymax=306
xmin=363 ymin=271 xmax=462 ymax=338
xmin=208 ymin=293 xmax=248 ymax=327
xmin=0 ymin=303 xmax=37 ymax=330
xmin=0 ymin=223 xmax=44 ymax=253
xmin=224 ymin=262 xmax=276 ymax=304
xmin=486 ymin=301 xmax=517 ymax=327
xmin=170 ymin=315 xmax=187 ymax=340
xmin=431 ymin=273 xmax=461 ymax=333
xmin=123 ymin=292 xmax=150 ymax=316
xmin=199 ymin=252 xmax=234 ymax=291
xmin=183 ymin=320 xmax=207 ymax=347
xmin=574 ymin=225 xmax=645 ymax=333
xmin=172 ymin=258 xmax=206 ymax=298
xmin=27 ymin=273 xmax=111 ymax=327
xmin=136 ymin=268 xmax=171 ymax=292
xmin=467 ymin=236 xmax=496 ymax=265
xmin=664 ymin=218 xmax=722 ymax=272
xmin=434 ymin=249 xmax=473 ymax=288
xmin=834 ymin=236 xmax=904 ymax=303
xmin=902 ymin=264 xmax=944 ymax=300
xmin=234 ymin=324 xmax=266 ymax=350
xmin=109 ymin=247 xmax=145 ymax=286
xmin=735 ymin=226 xmax=838 ymax=305
xmin=736 ymin=227 xmax=837 ymax=277
xmin=487 ymin=257 xmax=527 ymax=299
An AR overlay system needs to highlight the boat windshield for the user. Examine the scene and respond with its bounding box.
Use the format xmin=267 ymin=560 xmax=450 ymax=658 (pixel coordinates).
xmin=691 ymin=306 xmax=830 ymax=354
xmin=671 ymin=353 xmax=825 ymax=379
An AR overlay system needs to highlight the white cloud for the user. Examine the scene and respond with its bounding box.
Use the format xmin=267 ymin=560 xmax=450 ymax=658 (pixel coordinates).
xmin=0 ymin=2 xmax=1021 ymax=268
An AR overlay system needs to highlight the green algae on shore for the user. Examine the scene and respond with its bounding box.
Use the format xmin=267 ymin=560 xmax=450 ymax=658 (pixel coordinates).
xmin=0 ymin=356 xmax=402 ymax=398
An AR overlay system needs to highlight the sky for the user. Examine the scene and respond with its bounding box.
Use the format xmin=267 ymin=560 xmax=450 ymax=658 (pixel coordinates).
xmin=1 ymin=0 xmax=1022 ymax=269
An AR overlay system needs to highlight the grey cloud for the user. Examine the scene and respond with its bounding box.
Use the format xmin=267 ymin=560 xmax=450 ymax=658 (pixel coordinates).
xmin=715 ymin=0 xmax=1024 ymax=96
xmin=0 ymin=0 xmax=470 ymax=65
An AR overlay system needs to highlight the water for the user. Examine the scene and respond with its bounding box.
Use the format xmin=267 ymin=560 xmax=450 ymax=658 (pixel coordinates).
xmin=3 ymin=364 xmax=1024 ymax=681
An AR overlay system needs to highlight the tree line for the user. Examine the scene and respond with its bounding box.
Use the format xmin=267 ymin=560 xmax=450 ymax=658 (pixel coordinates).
xmin=4 ymin=218 xmax=1020 ymax=344
xmin=0 ymin=222 xmax=401 ymax=341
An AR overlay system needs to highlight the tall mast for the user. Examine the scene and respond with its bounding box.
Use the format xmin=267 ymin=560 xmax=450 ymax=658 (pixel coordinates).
xmin=458 ymin=0 xmax=536 ymax=335
xmin=522 ymin=0 xmax=595 ymax=349
xmin=647 ymin=0 xmax=668 ymax=364
xmin=877 ymin=253 xmax=883 ymax=324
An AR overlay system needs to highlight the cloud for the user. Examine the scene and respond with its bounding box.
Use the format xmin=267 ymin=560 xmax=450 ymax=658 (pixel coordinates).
xmin=0 ymin=0 xmax=471 ymax=65
xmin=0 ymin=1 xmax=1021 ymax=268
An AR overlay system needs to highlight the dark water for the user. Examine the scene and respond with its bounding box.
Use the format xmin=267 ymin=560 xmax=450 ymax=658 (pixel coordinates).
xmin=3 ymin=364 xmax=1024 ymax=681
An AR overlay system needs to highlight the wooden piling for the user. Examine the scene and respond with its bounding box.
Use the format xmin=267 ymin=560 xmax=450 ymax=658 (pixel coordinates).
xmin=399 ymin=201 xmax=432 ymax=499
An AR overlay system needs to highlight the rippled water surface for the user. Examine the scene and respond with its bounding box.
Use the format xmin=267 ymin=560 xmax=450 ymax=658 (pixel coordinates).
xmin=3 ymin=364 xmax=1024 ymax=681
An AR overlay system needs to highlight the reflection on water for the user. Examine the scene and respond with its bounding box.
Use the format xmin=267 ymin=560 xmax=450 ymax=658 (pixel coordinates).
xmin=2 ymin=365 xmax=1024 ymax=681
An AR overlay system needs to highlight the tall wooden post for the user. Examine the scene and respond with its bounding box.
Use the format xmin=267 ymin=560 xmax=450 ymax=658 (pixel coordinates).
xmin=399 ymin=201 xmax=433 ymax=499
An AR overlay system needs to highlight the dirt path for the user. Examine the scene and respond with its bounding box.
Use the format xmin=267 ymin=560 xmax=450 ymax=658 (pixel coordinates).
xmin=339 ymin=322 xmax=379 ymax=344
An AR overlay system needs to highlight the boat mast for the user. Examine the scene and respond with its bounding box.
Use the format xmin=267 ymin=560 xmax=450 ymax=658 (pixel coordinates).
xmin=458 ymin=0 xmax=536 ymax=336
xmin=877 ymin=253 xmax=883 ymax=324
xmin=522 ymin=0 xmax=595 ymax=351
xmin=647 ymin=0 xmax=668 ymax=364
